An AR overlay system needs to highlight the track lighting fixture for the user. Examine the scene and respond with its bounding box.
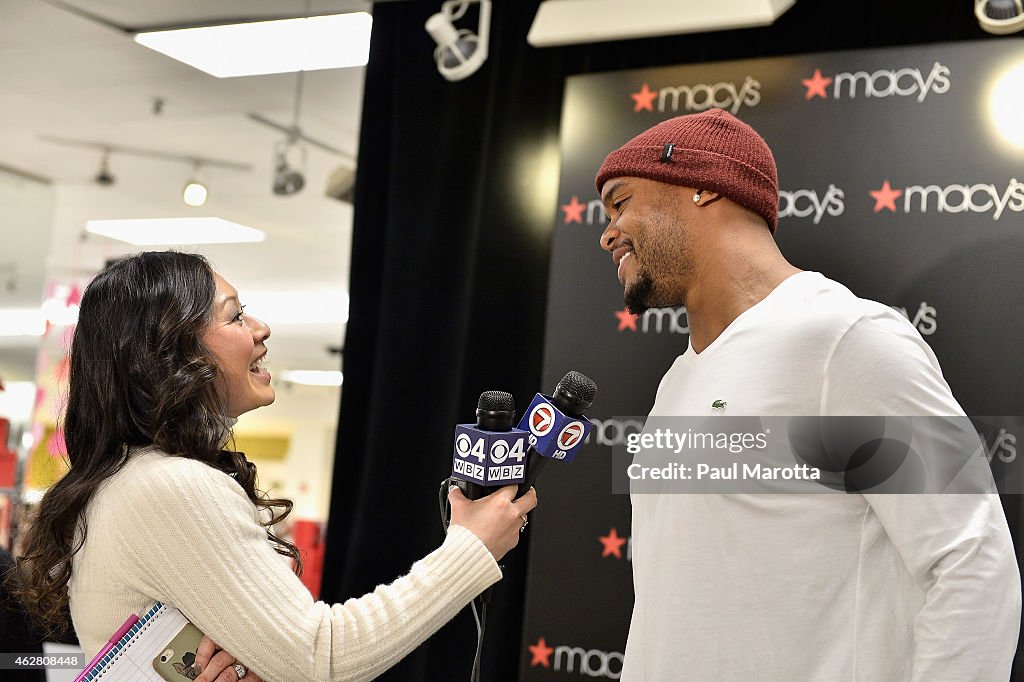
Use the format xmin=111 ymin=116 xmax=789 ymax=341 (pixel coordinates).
xmin=41 ymin=137 xmax=251 ymax=197
xmin=183 ymin=162 xmax=208 ymax=206
xmin=95 ymin=150 xmax=115 ymax=186
xmin=425 ymin=0 xmax=491 ymax=81
xmin=273 ymin=142 xmax=306 ymax=196
xmin=977 ymin=0 xmax=1024 ymax=33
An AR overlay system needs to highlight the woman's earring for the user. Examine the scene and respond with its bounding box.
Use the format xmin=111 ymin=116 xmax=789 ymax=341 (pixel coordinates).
xmin=693 ymin=191 xmax=702 ymax=204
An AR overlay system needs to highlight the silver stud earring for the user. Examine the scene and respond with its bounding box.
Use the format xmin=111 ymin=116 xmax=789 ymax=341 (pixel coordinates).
xmin=692 ymin=192 xmax=702 ymax=204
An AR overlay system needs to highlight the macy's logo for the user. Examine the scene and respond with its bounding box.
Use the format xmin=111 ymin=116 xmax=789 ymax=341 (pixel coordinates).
xmin=587 ymin=417 xmax=645 ymax=447
xmin=870 ymin=178 xmax=1024 ymax=220
xmin=983 ymin=428 xmax=1017 ymax=464
xmin=528 ymin=637 xmax=625 ymax=679
xmin=630 ymin=77 xmax=761 ymax=115
xmin=778 ymin=184 xmax=845 ymax=225
xmin=615 ymin=306 xmax=689 ymax=334
xmin=891 ymin=302 xmax=937 ymax=336
xmin=560 ymin=195 xmax=608 ymax=225
xmin=802 ymin=62 xmax=950 ymax=102
xmin=562 ymin=185 xmax=846 ymax=227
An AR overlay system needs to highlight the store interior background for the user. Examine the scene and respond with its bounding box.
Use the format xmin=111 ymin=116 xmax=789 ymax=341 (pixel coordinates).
xmin=0 ymin=0 xmax=364 ymax=546
xmin=1 ymin=0 xmax=1021 ymax=681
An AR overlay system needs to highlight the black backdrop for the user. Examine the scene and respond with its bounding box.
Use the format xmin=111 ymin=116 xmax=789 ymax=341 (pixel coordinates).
xmin=320 ymin=1 xmax=1021 ymax=681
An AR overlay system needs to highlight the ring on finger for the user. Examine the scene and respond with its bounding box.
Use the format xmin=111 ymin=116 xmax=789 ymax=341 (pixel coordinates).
xmin=234 ymin=663 xmax=247 ymax=679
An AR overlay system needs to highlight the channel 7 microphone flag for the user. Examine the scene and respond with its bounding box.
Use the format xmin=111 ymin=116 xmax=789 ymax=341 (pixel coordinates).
xmin=516 ymin=371 xmax=597 ymax=498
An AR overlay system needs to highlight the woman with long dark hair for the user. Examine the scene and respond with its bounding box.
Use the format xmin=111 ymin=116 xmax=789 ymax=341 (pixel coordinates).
xmin=11 ymin=251 xmax=536 ymax=681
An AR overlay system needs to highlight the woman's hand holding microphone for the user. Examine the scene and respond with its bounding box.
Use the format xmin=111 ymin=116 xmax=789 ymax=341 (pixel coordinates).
xmin=447 ymin=484 xmax=538 ymax=561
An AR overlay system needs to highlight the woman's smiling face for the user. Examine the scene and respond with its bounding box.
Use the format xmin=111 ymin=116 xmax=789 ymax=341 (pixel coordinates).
xmin=201 ymin=272 xmax=274 ymax=418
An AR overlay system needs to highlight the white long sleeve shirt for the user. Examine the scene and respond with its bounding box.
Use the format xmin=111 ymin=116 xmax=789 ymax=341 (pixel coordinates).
xmin=622 ymin=271 xmax=1020 ymax=681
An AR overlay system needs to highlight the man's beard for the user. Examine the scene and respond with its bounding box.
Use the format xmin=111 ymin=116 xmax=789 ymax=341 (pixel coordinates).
xmin=624 ymin=271 xmax=655 ymax=315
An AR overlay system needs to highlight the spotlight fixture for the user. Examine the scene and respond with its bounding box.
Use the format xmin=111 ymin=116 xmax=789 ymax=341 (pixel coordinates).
xmin=273 ymin=142 xmax=306 ymax=196
xmin=40 ymin=137 xmax=251 ymax=193
xmin=325 ymin=164 xmax=356 ymax=204
xmin=182 ymin=162 xmax=208 ymax=206
xmin=977 ymin=0 xmax=1024 ymax=33
xmin=425 ymin=0 xmax=491 ymax=81
xmin=95 ymin=150 xmax=115 ymax=186
xmin=263 ymin=36 xmax=314 ymax=198
xmin=183 ymin=180 xmax=207 ymax=206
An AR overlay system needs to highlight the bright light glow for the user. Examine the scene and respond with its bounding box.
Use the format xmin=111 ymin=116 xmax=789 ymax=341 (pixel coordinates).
xmin=280 ymin=370 xmax=343 ymax=386
xmin=86 ymin=218 xmax=265 ymax=245
xmin=0 ymin=309 xmax=46 ymax=336
xmin=183 ymin=181 xmax=208 ymax=207
xmin=41 ymin=297 xmax=80 ymax=326
xmin=990 ymin=62 xmax=1024 ymax=150
xmin=135 ymin=13 xmax=372 ymax=78
xmin=243 ymin=289 xmax=349 ymax=325
xmin=21 ymin=431 xmax=34 ymax=450
xmin=0 ymin=381 xmax=36 ymax=422
xmin=23 ymin=488 xmax=45 ymax=504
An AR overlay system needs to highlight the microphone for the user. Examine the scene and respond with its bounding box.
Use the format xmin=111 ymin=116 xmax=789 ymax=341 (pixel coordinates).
xmin=439 ymin=391 xmax=533 ymax=678
xmin=515 ymin=371 xmax=597 ymax=498
xmin=444 ymin=390 xmax=529 ymax=513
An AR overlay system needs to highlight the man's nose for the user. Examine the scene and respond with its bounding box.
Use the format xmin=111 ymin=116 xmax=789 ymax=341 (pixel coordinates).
xmin=600 ymin=223 xmax=620 ymax=252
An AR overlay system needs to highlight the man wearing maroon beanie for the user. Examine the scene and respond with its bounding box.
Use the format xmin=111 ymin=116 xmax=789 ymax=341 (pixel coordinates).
xmin=596 ymin=109 xmax=1019 ymax=681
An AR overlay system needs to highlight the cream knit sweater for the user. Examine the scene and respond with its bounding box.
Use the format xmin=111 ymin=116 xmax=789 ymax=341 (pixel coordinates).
xmin=68 ymin=448 xmax=502 ymax=681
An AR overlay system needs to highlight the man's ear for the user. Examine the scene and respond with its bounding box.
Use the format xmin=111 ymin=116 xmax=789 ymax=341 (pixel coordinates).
xmin=692 ymin=190 xmax=723 ymax=206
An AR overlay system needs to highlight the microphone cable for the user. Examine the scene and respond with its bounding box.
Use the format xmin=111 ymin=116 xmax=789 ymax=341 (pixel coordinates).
xmin=438 ymin=479 xmax=490 ymax=682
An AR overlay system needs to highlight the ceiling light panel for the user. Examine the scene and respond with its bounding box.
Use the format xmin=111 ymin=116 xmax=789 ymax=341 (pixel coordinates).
xmin=0 ymin=309 xmax=46 ymax=337
xmin=86 ymin=217 xmax=265 ymax=245
xmin=528 ymin=0 xmax=796 ymax=46
xmin=280 ymin=370 xmax=344 ymax=386
xmin=242 ymin=289 xmax=349 ymax=325
xmin=135 ymin=13 xmax=373 ymax=78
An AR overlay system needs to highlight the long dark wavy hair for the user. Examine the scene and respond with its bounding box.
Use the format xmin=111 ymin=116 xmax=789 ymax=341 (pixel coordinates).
xmin=9 ymin=251 xmax=301 ymax=636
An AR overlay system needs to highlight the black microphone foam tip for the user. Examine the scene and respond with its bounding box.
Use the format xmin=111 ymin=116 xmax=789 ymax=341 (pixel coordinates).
xmin=554 ymin=371 xmax=597 ymax=414
xmin=478 ymin=390 xmax=515 ymax=413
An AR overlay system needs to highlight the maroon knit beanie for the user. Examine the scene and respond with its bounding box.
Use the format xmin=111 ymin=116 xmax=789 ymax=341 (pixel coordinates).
xmin=595 ymin=109 xmax=779 ymax=233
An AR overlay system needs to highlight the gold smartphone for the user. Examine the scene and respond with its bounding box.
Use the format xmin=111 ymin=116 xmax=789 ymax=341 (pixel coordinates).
xmin=151 ymin=621 xmax=205 ymax=681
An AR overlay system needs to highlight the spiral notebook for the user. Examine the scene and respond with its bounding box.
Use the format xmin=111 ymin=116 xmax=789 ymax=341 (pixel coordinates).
xmin=76 ymin=602 xmax=199 ymax=681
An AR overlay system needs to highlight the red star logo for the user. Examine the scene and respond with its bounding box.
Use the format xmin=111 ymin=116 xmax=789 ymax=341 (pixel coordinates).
xmin=599 ymin=528 xmax=628 ymax=559
xmin=801 ymin=69 xmax=833 ymax=100
xmin=560 ymin=195 xmax=585 ymax=224
xmin=630 ymin=83 xmax=657 ymax=112
xmin=528 ymin=636 xmax=555 ymax=667
xmin=615 ymin=308 xmax=638 ymax=332
xmin=869 ymin=180 xmax=903 ymax=213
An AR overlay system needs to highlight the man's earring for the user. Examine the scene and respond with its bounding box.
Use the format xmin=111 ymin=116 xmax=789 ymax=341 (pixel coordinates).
xmin=693 ymin=191 xmax=703 ymax=204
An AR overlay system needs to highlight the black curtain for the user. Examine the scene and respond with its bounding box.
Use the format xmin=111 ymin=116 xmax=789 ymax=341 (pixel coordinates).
xmin=322 ymin=1 xmax=1020 ymax=680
